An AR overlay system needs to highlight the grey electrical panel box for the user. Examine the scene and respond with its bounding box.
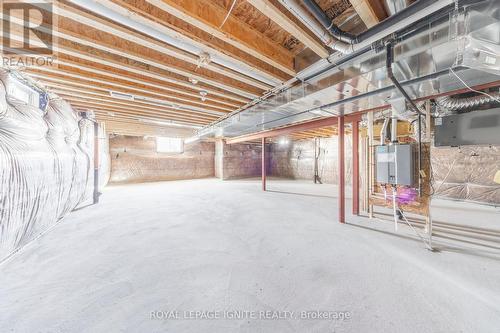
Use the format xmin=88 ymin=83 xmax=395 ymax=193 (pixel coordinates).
xmin=435 ymin=108 xmax=500 ymax=147
xmin=375 ymin=144 xmax=414 ymax=186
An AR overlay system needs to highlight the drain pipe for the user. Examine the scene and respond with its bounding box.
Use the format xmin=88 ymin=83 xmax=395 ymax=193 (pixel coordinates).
xmin=391 ymin=107 xmax=398 ymax=144
xmin=380 ymin=118 xmax=390 ymax=144
xmin=302 ymin=0 xmax=356 ymax=44
xmin=386 ymin=42 xmax=423 ymax=195
xmin=278 ymin=0 xmax=353 ymax=53
xmin=302 ymin=0 xmax=454 ymax=46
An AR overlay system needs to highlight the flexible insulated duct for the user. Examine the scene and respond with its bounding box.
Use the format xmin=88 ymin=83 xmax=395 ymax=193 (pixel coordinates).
xmin=435 ymin=92 xmax=500 ymax=110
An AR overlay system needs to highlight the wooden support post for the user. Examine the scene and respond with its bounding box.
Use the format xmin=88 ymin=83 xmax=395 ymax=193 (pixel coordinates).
xmin=352 ymin=120 xmax=360 ymax=216
xmin=338 ymin=116 xmax=345 ymax=223
xmin=262 ymin=137 xmax=266 ymax=191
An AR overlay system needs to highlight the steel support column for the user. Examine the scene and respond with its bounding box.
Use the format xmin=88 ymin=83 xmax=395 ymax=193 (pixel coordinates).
xmin=352 ymin=120 xmax=359 ymax=215
xmin=338 ymin=116 xmax=345 ymax=223
xmin=262 ymin=137 xmax=266 ymax=191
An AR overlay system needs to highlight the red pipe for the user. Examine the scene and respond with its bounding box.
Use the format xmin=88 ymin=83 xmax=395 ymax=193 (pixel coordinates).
xmin=262 ymin=137 xmax=266 ymax=191
xmin=338 ymin=116 xmax=345 ymax=223
xmin=352 ymin=120 xmax=359 ymax=215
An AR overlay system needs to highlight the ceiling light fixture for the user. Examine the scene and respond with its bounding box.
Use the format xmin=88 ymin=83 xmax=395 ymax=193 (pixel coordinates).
xmin=109 ymin=91 xmax=134 ymax=101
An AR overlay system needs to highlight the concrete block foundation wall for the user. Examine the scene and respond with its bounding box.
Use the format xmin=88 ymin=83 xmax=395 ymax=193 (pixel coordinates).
xmin=215 ymin=140 xmax=264 ymax=180
xmin=269 ymin=136 xmax=353 ymax=184
xmin=109 ymin=135 xmax=215 ymax=184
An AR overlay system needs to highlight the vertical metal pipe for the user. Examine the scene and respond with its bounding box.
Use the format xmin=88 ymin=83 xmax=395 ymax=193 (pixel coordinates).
xmin=425 ymin=100 xmax=431 ymax=141
xmin=262 ymin=137 xmax=266 ymax=191
xmin=93 ymin=121 xmax=100 ymax=204
xmin=352 ymin=120 xmax=359 ymax=216
xmin=338 ymin=116 xmax=345 ymax=223
xmin=386 ymin=42 xmax=423 ymax=195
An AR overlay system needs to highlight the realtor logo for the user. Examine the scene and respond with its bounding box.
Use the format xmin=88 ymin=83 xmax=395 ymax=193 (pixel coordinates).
xmin=1 ymin=1 xmax=55 ymax=67
xmin=2 ymin=2 xmax=53 ymax=55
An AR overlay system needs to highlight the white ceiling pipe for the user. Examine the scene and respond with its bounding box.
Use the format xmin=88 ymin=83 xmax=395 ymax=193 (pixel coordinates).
xmin=278 ymin=0 xmax=353 ymax=54
xmin=71 ymin=0 xmax=281 ymax=87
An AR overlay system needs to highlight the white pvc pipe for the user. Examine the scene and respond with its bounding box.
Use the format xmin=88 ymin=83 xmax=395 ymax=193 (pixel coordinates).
xmin=71 ymin=0 xmax=280 ymax=86
xmin=380 ymin=118 xmax=390 ymax=144
xmin=391 ymin=105 xmax=398 ymax=143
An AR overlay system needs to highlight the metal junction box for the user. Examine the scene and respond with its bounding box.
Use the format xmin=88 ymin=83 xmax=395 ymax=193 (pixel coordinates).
xmin=375 ymin=144 xmax=414 ymax=186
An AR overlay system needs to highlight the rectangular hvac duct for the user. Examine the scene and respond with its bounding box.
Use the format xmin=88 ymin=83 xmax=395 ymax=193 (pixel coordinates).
xmin=434 ymin=108 xmax=500 ymax=147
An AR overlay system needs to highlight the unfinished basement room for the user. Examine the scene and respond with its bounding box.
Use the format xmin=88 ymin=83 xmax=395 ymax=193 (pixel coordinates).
xmin=1 ymin=0 xmax=500 ymax=332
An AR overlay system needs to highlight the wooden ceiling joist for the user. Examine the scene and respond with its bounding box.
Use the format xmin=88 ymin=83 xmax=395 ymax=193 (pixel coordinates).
xmin=28 ymin=58 xmax=248 ymax=107
xmin=27 ymin=70 xmax=241 ymax=110
xmin=7 ymin=27 xmax=257 ymax=102
xmin=101 ymin=119 xmax=196 ymax=137
xmin=5 ymin=0 xmax=366 ymax=137
xmin=40 ymin=79 xmax=232 ymax=114
xmin=142 ymin=0 xmax=296 ymax=74
xmin=246 ymin=0 xmax=329 ymax=58
xmin=52 ymin=0 xmax=283 ymax=87
xmin=59 ymin=0 xmax=288 ymax=84
xmin=73 ymin=103 xmax=210 ymax=126
xmin=50 ymin=24 xmax=266 ymax=96
xmin=28 ymin=67 xmax=234 ymax=112
xmin=349 ymin=0 xmax=387 ymax=28
xmin=89 ymin=112 xmax=207 ymax=129
xmin=46 ymin=84 xmax=228 ymax=115
xmin=54 ymin=53 xmax=252 ymax=102
xmin=6 ymin=12 xmax=271 ymax=95
xmin=54 ymin=91 xmax=221 ymax=121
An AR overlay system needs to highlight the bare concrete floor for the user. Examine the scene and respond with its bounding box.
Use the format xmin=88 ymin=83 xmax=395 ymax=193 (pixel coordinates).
xmin=1 ymin=178 xmax=500 ymax=332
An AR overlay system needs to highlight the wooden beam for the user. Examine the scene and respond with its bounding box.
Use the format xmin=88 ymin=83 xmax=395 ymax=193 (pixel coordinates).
xmin=246 ymin=0 xmax=329 ymax=58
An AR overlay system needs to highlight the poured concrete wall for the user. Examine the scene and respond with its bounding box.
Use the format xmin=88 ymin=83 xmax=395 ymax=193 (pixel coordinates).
xmin=269 ymin=136 xmax=352 ymax=184
xmin=215 ymin=140 xmax=264 ymax=180
xmin=109 ymin=135 xmax=215 ymax=184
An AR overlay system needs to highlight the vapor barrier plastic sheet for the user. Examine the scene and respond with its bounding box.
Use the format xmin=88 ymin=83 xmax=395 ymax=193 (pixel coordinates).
xmin=432 ymin=146 xmax=500 ymax=205
xmin=0 ymin=71 xmax=109 ymax=261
